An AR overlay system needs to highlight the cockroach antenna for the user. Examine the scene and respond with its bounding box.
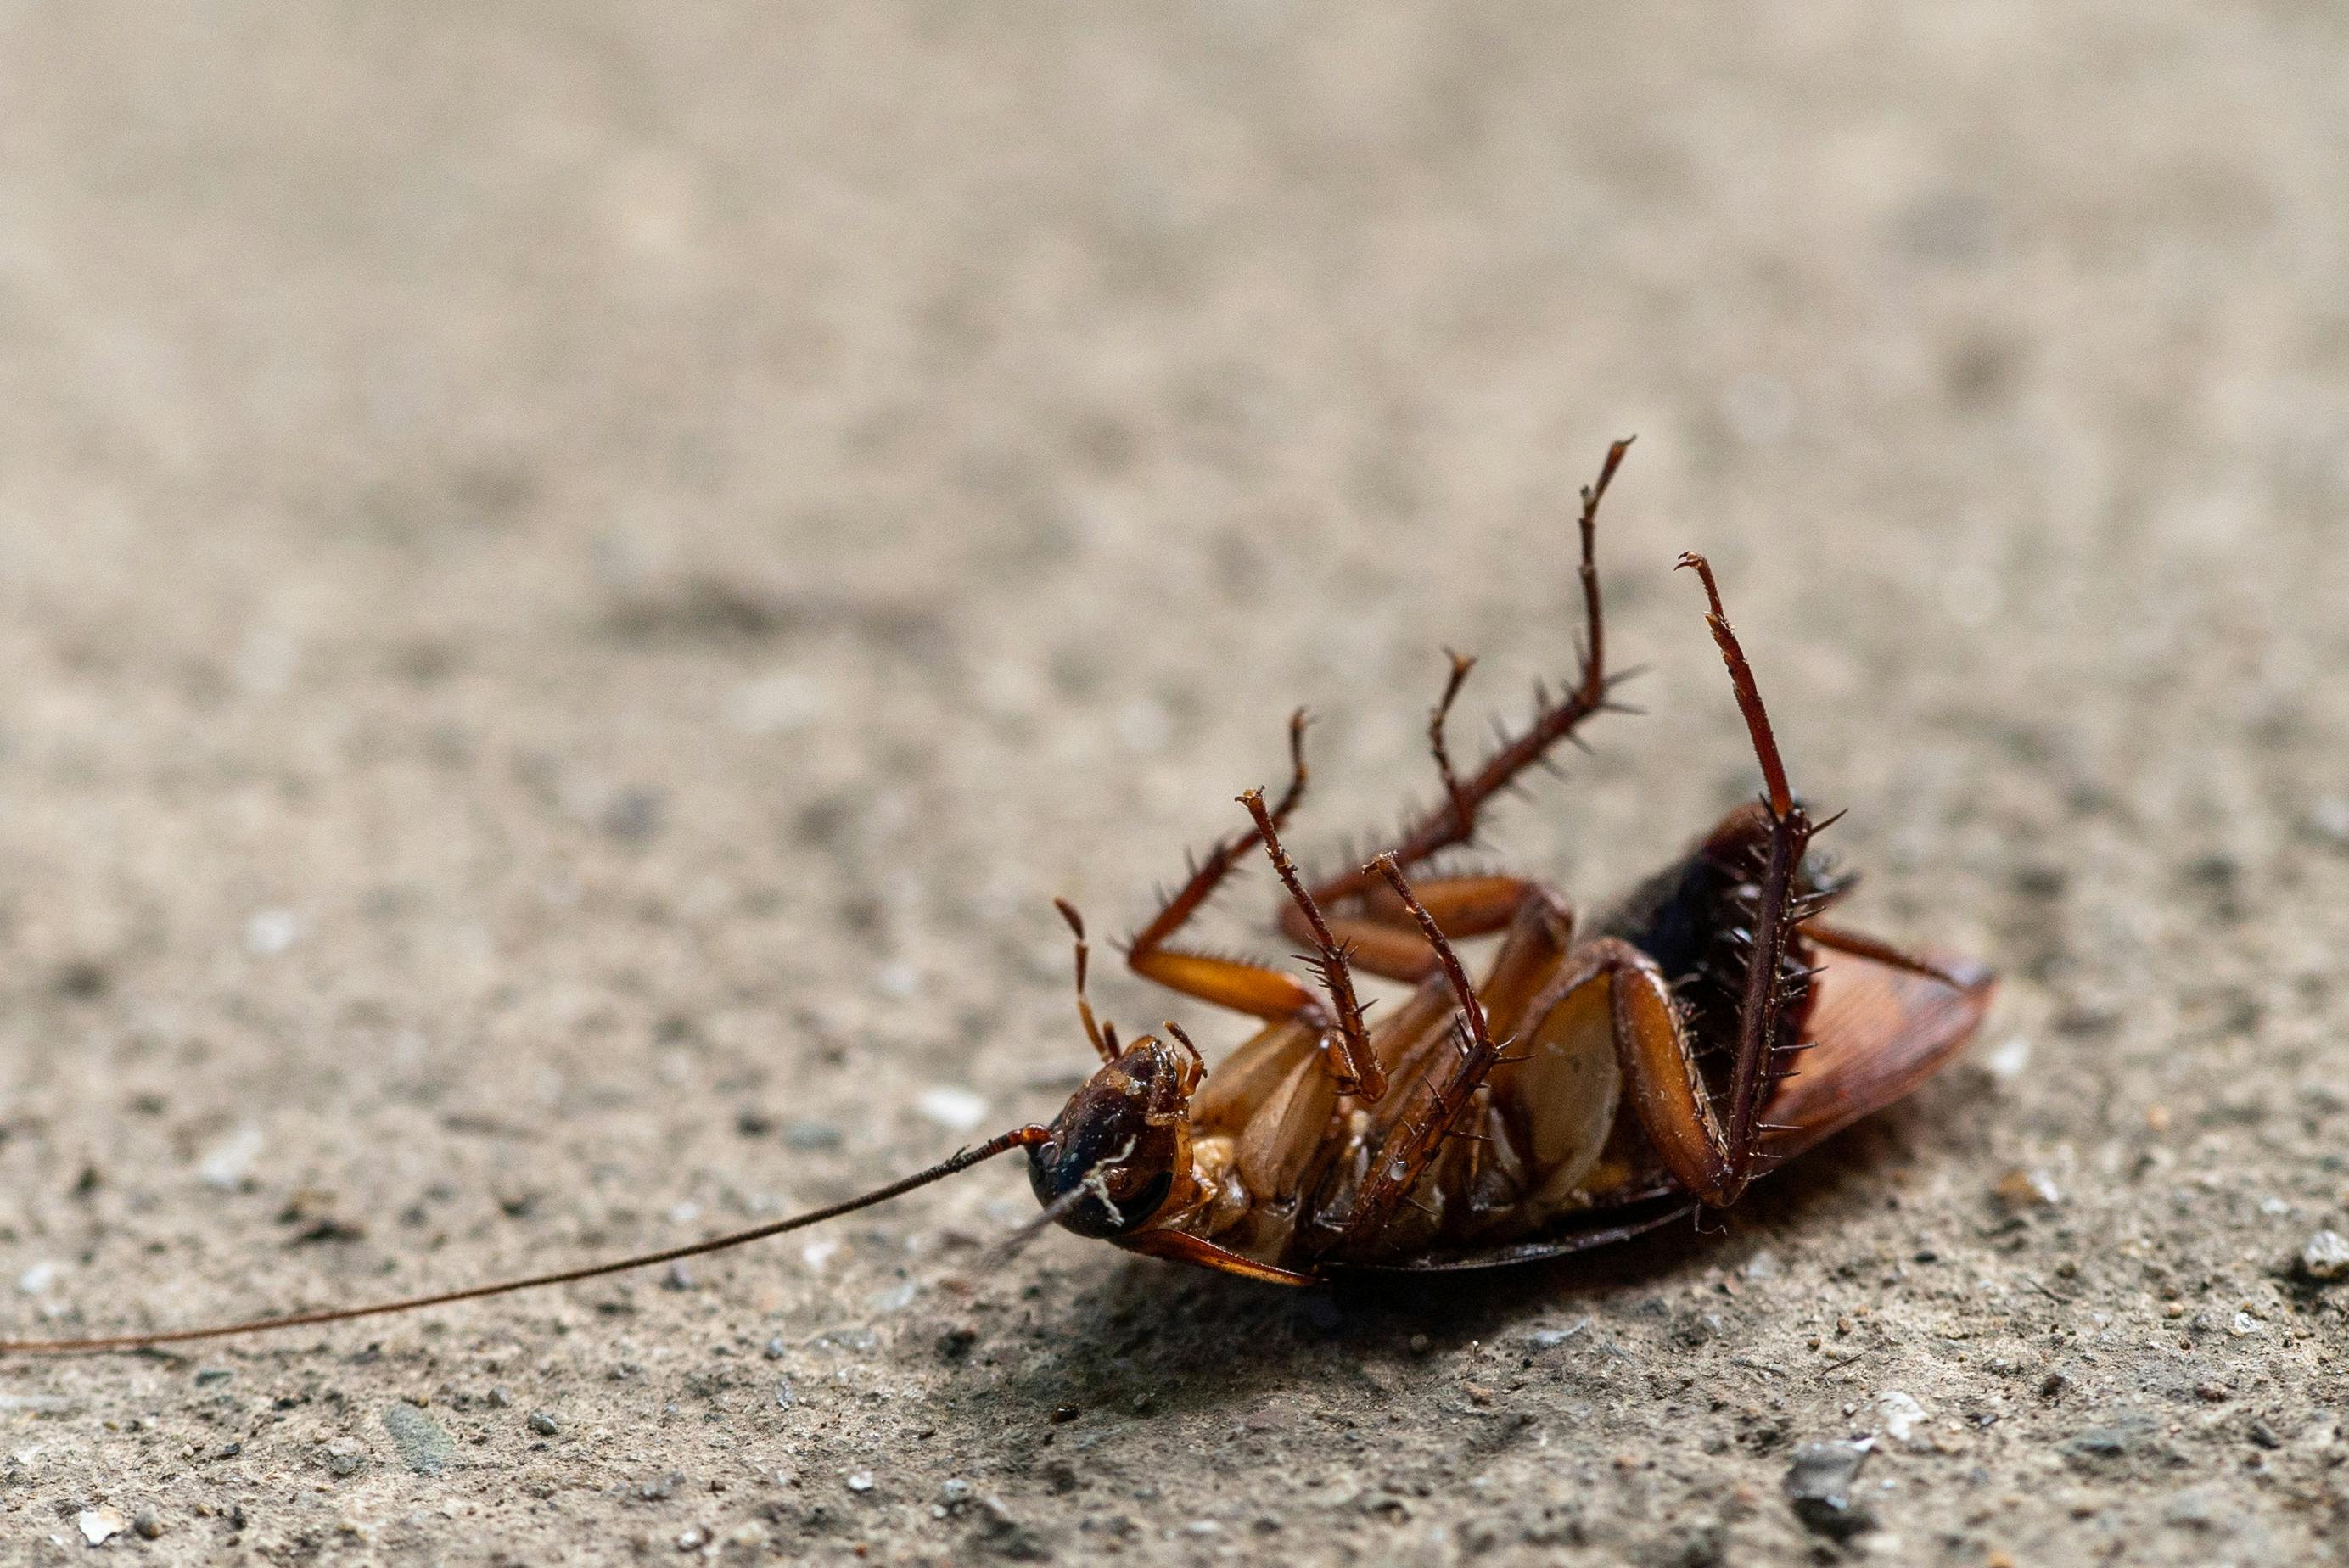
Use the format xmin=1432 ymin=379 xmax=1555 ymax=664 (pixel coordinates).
xmin=0 ymin=1127 xmax=1049 ymax=1355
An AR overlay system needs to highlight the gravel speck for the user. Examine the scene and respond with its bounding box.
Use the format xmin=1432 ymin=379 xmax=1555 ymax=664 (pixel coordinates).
xmin=1982 ymin=1035 xmax=2032 ymax=1082
xmin=1784 ymin=1440 xmax=1873 ymax=1537
xmin=244 ymin=908 xmax=299 ymax=955
xmin=1994 ymin=1168 xmax=2060 ymax=1209
xmin=1875 ymin=1389 xmax=1928 ymax=1448
xmin=77 ymin=1508 xmax=127 ymax=1546
xmin=915 ymin=1084 xmax=988 ymax=1131
xmin=198 ymin=1126 xmax=265 ymax=1191
xmin=383 ymin=1402 xmax=458 ymax=1476
xmin=2299 ymin=1229 xmax=2349 ymax=1280
xmin=528 ymin=1411 xmax=560 ymax=1436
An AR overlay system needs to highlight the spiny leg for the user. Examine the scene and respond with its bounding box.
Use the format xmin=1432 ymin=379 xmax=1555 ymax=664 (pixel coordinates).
xmin=1330 ymin=854 xmax=1506 ymax=1249
xmin=1052 ymin=898 xmax=1119 ymax=1064
xmin=1124 ymin=708 xmax=1327 ymax=1022
xmin=1675 ymin=551 xmax=1816 ymax=1202
xmin=1429 ymin=647 xmax=1479 ymax=841
xmin=1304 ymin=438 xmax=1635 ymax=915
xmin=1239 ymin=788 xmax=1384 ymax=1100
xmin=1272 ymin=640 xmax=1533 ymax=982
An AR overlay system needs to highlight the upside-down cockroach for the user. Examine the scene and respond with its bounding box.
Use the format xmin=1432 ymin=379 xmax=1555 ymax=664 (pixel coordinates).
xmin=3 ymin=440 xmax=1991 ymax=1352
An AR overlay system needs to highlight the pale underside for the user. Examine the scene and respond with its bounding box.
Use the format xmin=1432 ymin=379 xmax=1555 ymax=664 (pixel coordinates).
xmin=1156 ymin=939 xmax=1988 ymax=1273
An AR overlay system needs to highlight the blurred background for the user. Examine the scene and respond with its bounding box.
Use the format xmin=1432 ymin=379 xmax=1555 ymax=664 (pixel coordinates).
xmin=1 ymin=4 xmax=2343 ymax=1561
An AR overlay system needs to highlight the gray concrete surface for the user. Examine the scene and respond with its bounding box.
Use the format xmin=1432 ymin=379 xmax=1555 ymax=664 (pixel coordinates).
xmin=1 ymin=3 xmax=2345 ymax=1563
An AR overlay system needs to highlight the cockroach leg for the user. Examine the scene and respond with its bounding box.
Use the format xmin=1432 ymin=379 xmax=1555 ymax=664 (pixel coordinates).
xmin=1286 ymin=873 xmax=1542 ymax=983
xmin=1574 ymin=936 xmax=1746 ymax=1206
xmin=1677 ymin=551 xmax=1816 ymax=1201
xmin=1428 ymin=647 xmax=1480 ymax=839
xmin=1124 ymin=709 xmax=1330 ymax=1023
xmin=1371 ymin=855 xmax=1493 ymax=1056
xmin=1053 ymin=897 xmax=1119 ymax=1065
xmin=1240 ymin=787 xmax=1386 ymax=1100
xmin=1331 ymin=855 xmax=1506 ymax=1247
xmin=1466 ymin=880 xmax=1578 ymax=1044
xmin=1798 ymin=919 xmax=1972 ymax=992
xmin=1303 ymin=437 xmax=1634 ymax=914
xmin=1160 ymin=1019 xmax=1207 ymax=1092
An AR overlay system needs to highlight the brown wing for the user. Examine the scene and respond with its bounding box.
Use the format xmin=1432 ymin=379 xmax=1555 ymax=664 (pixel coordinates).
xmin=1764 ymin=946 xmax=1994 ymax=1156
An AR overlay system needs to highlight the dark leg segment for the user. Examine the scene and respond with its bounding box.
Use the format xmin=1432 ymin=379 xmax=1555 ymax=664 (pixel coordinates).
xmin=1332 ymin=855 xmax=1509 ymax=1250
xmin=1238 ymin=788 xmax=1385 ymax=1099
xmin=1673 ymin=551 xmax=1815 ymax=1204
xmin=1124 ymin=709 xmax=1327 ymax=1022
xmin=1301 ymin=439 xmax=1634 ymax=916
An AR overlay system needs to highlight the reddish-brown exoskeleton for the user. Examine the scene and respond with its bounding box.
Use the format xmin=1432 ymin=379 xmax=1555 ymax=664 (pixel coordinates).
xmin=3 ymin=440 xmax=1990 ymax=1352
xmin=1025 ymin=440 xmax=1992 ymax=1282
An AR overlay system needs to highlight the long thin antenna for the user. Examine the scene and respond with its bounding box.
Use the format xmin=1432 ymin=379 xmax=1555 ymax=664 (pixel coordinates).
xmin=0 ymin=1125 xmax=1050 ymax=1355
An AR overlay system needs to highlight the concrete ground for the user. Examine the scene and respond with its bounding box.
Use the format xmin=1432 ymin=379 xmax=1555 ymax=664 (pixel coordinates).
xmin=1 ymin=3 xmax=2344 ymax=1563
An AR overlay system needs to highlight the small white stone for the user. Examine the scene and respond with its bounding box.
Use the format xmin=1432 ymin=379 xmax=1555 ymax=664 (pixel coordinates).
xmin=1741 ymin=1249 xmax=1781 ymax=1281
xmin=916 ymin=1085 xmax=989 ymax=1132
xmin=244 ymin=909 xmax=299 ymax=956
xmin=1982 ymin=1036 xmax=2031 ymax=1083
xmin=800 ymin=1239 xmax=840 ymax=1271
xmin=845 ymin=1470 xmax=875 ymax=1492
xmin=78 ymin=1508 xmax=126 ymax=1546
xmin=2301 ymin=1229 xmax=2349 ymax=1280
xmin=15 ymin=1262 xmax=59 ymax=1296
xmin=1875 ymin=1389 xmax=1929 ymax=1448
xmin=2228 ymin=1312 xmax=2259 ymax=1337
xmin=199 ymin=1125 xmax=266 ymax=1190
xmin=1528 ymin=1318 xmax=1592 ymax=1347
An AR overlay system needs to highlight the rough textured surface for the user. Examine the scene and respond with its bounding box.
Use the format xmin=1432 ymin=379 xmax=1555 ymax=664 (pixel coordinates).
xmin=2 ymin=4 xmax=2345 ymax=1563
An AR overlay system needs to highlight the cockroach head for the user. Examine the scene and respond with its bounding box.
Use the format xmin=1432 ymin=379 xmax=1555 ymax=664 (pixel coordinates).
xmin=1027 ymin=1037 xmax=1195 ymax=1239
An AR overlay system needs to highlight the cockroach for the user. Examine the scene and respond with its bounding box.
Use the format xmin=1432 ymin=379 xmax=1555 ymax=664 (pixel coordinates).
xmin=3 ymin=440 xmax=1991 ymax=1353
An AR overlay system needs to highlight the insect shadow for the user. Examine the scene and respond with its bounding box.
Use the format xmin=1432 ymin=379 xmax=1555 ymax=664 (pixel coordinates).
xmin=972 ymin=1094 xmax=1948 ymax=1425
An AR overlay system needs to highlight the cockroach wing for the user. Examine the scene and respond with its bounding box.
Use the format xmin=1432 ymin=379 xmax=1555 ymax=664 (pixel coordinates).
xmin=1763 ymin=947 xmax=1994 ymax=1156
